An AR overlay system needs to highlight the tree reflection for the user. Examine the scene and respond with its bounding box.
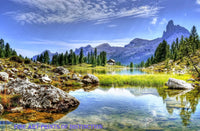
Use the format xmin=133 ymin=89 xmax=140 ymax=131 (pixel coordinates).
xmin=157 ymin=87 xmax=200 ymax=126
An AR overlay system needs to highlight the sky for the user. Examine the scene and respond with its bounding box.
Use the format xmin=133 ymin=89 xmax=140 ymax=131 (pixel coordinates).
xmin=0 ymin=0 xmax=200 ymax=57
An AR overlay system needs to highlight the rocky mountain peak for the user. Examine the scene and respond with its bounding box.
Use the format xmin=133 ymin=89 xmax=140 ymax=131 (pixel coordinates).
xmin=162 ymin=20 xmax=190 ymax=39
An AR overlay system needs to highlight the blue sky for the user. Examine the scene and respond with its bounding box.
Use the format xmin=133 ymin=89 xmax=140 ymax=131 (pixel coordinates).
xmin=0 ymin=0 xmax=200 ymax=57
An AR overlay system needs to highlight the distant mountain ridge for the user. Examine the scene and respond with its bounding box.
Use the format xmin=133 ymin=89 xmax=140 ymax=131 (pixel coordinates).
xmin=74 ymin=20 xmax=190 ymax=64
xmin=33 ymin=20 xmax=190 ymax=64
xmin=32 ymin=50 xmax=58 ymax=61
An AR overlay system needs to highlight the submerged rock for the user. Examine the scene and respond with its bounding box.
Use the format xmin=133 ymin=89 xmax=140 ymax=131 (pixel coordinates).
xmin=82 ymin=74 xmax=99 ymax=84
xmin=53 ymin=66 xmax=69 ymax=75
xmin=5 ymin=78 xmax=79 ymax=112
xmin=166 ymin=78 xmax=194 ymax=89
xmin=0 ymin=72 xmax=9 ymax=81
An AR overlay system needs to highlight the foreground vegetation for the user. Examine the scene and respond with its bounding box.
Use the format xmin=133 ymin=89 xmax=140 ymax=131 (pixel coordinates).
xmin=96 ymin=74 xmax=192 ymax=87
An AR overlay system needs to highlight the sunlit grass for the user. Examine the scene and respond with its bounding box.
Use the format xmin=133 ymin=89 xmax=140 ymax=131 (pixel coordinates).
xmin=96 ymin=74 xmax=191 ymax=87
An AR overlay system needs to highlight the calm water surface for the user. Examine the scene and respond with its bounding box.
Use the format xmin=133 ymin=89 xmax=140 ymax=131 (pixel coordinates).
xmin=1 ymin=87 xmax=200 ymax=131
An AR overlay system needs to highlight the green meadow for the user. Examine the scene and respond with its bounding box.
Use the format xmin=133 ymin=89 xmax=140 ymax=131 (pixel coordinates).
xmin=96 ymin=74 xmax=191 ymax=87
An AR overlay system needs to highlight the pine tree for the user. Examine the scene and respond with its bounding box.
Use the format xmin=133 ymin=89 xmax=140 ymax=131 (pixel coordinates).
xmin=79 ymin=48 xmax=84 ymax=64
xmin=64 ymin=51 xmax=68 ymax=65
xmin=94 ymin=48 xmax=97 ymax=59
xmin=5 ymin=43 xmax=11 ymax=58
xmin=130 ymin=62 xmax=134 ymax=68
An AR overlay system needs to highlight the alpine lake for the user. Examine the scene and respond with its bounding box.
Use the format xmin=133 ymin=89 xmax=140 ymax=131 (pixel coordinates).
xmin=1 ymin=69 xmax=200 ymax=131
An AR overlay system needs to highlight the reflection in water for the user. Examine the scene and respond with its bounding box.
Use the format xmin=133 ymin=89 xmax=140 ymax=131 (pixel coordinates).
xmin=1 ymin=86 xmax=200 ymax=130
xmin=157 ymin=88 xmax=200 ymax=126
xmin=70 ymin=68 xmax=145 ymax=75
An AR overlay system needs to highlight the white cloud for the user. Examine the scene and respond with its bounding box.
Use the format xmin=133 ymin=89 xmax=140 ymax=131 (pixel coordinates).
xmin=8 ymin=0 xmax=162 ymax=24
xmin=151 ymin=17 xmax=157 ymax=25
xmin=197 ymin=0 xmax=200 ymax=5
xmin=107 ymin=24 xmax=118 ymax=28
xmin=159 ymin=18 xmax=167 ymax=25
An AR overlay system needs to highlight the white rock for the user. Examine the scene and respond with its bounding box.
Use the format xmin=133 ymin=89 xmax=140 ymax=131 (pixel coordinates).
xmin=166 ymin=78 xmax=194 ymax=89
xmin=0 ymin=72 xmax=9 ymax=81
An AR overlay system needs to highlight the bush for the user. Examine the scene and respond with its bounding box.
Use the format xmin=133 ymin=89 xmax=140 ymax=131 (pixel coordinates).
xmin=24 ymin=58 xmax=31 ymax=64
xmin=10 ymin=55 xmax=24 ymax=63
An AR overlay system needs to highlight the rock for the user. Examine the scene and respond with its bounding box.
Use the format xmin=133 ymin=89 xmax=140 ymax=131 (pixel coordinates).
xmin=23 ymin=70 xmax=32 ymax=76
xmin=40 ymin=75 xmax=52 ymax=83
xmin=0 ymin=65 xmax=4 ymax=71
xmin=11 ymin=107 xmax=23 ymax=113
xmin=187 ymin=78 xmax=195 ymax=82
xmin=53 ymin=66 xmax=69 ymax=75
xmin=82 ymin=74 xmax=99 ymax=84
xmin=11 ymin=68 xmax=18 ymax=73
xmin=33 ymin=73 xmax=40 ymax=79
xmin=34 ymin=67 xmax=38 ymax=71
xmin=6 ymin=69 xmax=15 ymax=76
xmin=0 ymin=104 xmax=4 ymax=114
xmin=36 ymin=61 xmax=41 ymax=64
xmin=71 ymin=74 xmax=80 ymax=81
xmin=5 ymin=78 xmax=79 ymax=112
xmin=166 ymin=78 xmax=194 ymax=89
xmin=0 ymin=72 xmax=9 ymax=81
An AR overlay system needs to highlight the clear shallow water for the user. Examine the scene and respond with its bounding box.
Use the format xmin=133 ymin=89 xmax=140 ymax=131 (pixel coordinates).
xmin=1 ymin=87 xmax=200 ymax=131
xmin=72 ymin=68 xmax=146 ymax=75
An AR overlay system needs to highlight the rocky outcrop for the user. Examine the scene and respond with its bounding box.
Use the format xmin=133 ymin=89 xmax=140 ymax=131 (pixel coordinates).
xmin=82 ymin=74 xmax=99 ymax=84
xmin=0 ymin=72 xmax=9 ymax=81
xmin=166 ymin=78 xmax=194 ymax=89
xmin=53 ymin=67 xmax=69 ymax=75
xmin=4 ymin=78 xmax=79 ymax=112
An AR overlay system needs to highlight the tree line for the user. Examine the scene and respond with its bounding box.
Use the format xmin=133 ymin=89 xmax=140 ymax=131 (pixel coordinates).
xmin=136 ymin=26 xmax=200 ymax=70
xmin=36 ymin=48 xmax=107 ymax=67
xmin=0 ymin=39 xmax=17 ymax=58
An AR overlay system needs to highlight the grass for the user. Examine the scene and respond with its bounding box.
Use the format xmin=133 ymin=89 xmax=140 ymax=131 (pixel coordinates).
xmin=96 ymin=74 xmax=191 ymax=87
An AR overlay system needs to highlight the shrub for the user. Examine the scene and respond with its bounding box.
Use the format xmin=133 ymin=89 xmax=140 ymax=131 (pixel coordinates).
xmin=10 ymin=55 xmax=24 ymax=63
xmin=24 ymin=58 xmax=31 ymax=64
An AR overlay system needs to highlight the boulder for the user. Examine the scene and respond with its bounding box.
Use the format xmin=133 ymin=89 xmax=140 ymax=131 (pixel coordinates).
xmin=11 ymin=107 xmax=23 ymax=113
xmin=0 ymin=72 xmax=9 ymax=81
xmin=166 ymin=78 xmax=194 ymax=89
xmin=82 ymin=74 xmax=99 ymax=84
xmin=5 ymin=78 xmax=79 ymax=112
xmin=0 ymin=104 xmax=4 ymax=114
xmin=53 ymin=67 xmax=69 ymax=75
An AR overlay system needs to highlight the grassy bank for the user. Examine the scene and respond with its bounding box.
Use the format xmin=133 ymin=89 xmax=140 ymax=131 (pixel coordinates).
xmin=96 ymin=74 xmax=191 ymax=87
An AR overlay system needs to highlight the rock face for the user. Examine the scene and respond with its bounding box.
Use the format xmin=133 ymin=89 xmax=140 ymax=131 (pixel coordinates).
xmin=166 ymin=78 xmax=194 ymax=89
xmin=5 ymin=78 xmax=79 ymax=112
xmin=82 ymin=74 xmax=99 ymax=84
xmin=0 ymin=72 xmax=9 ymax=81
xmin=53 ymin=67 xmax=69 ymax=75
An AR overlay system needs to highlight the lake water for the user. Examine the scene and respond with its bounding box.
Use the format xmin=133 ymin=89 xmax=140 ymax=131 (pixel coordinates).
xmin=1 ymin=87 xmax=200 ymax=130
xmin=72 ymin=68 xmax=146 ymax=75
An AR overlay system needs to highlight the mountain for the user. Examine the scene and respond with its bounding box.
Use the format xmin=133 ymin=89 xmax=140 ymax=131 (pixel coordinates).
xmin=32 ymin=50 xmax=58 ymax=61
xmin=75 ymin=20 xmax=190 ymax=64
